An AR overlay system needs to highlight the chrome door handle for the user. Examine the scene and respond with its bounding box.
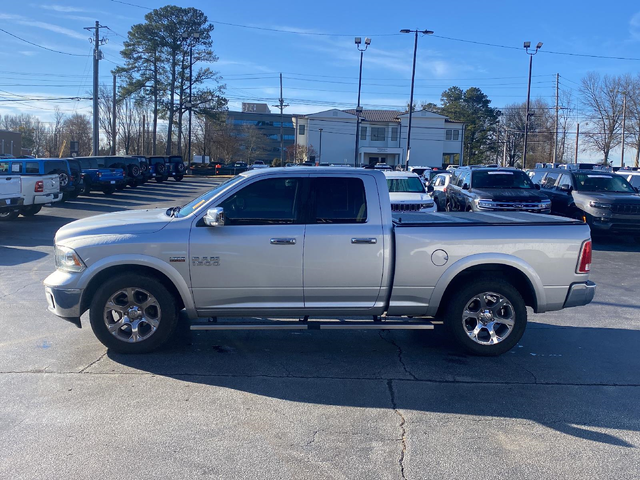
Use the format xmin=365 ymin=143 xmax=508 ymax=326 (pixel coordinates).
xmin=270 ymin=238 xmax=296 ymax=245
xmin=351 ymin=238 xmax=377 ymax=244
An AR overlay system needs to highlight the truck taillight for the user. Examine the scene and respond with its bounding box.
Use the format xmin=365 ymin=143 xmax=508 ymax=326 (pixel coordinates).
xmin=577 ymin=239 xmax=592 ymax=274
xmin=35 ymin=180 xmax=44 ymax=193
xmin=97 ymin=172 xmax=102 ymax=178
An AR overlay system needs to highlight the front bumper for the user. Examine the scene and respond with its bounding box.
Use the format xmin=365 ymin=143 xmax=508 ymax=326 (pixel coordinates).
xmin=589 ymin=217 xmax=640 ymax=233
xmin=563 ymin=281 xmax=596 ymax=308
xmin=45 ymin=286 xmax=83 ymax=326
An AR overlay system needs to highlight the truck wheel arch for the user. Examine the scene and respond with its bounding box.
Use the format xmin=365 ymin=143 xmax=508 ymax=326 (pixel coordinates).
xmin=80 ymin=264 xmax=189 ymax=317
xmin=429 ymin=256 xmax=544 ymax=318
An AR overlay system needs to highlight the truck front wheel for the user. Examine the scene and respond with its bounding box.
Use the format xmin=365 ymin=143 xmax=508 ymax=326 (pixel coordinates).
xmin=444 ymin=279 xmax=527 ymax=356
xmin=89 ymin=274 xmax=179 ymax=354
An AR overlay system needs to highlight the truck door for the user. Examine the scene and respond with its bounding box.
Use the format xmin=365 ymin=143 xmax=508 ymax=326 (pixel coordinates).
xmin=189 ymin=176 xmax=307 ymax=313
xmin=303 ymin=175 xmax=385 ymax=310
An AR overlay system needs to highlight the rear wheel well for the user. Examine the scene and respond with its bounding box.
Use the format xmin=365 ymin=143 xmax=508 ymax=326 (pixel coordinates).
xmin=80 ymin=265 xmax=185 ymax=315
xmin=435 ymin=264 xmax=537 ymax=318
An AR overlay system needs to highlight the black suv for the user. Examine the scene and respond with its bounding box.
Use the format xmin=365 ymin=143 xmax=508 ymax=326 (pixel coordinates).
xmin=540 ymin=170 xmax=640 ymax=236
xmin=147 ymin=156 xmax=169 ymax=182
xmin=446 ymin=167 xmax=551 ymax=213
xmin=165 ymin=155 xmax=186 ymax=181
xmin=129 ymin=155 xmax=152 ymax=184
xmin=65 ymin=158 xmax=84 ymax=199
xmin=102 ymin=156 xmax=144 ymax=188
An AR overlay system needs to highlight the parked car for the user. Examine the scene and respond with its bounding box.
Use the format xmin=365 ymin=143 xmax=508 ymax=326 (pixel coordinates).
xmin=65 ymin=158 xmax=85 ymax=199
xmin=617 ymin=171 xmax=640 ymax=190
xmin=147 ymin=156 xmax=169 ymax=182
xmin=373 ymin=163 xmax=393 ymax=171
xmin=0 ymin=175 xmax=23 ymax=220
xmin=446 ymin=166 xmax=551 ymax=213
xmin=44 ymin=168 xmax=595 ymax=356
xmin=102 ymin=156 xmax=143 ymax=188
xmin=0 ymin=158 xmax=76 ymax=201
xmin=0 ymin=159 xmax=61 ymax=219
xmin=540 ymin=170 xmax=640 ymax=237
xmin=129 ymin=155 xmax=152 ymax=183
xmin=76 ymin=157 xmax=126 ymax=195
xmin=430 ymin=172 xmax=453 ymax=211
xmin=249 ymin=160 xmax=269 ymax=170
xmin=165 ymin=155 xmax=187 ymax=180
xmin=384 ymin=171 xmax=436 ymax=213
xmin=526 ymin=168 xmax=559 ymax=186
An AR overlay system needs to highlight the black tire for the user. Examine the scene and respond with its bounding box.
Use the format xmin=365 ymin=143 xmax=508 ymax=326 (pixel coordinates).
xmin=156 ymin=177 xmax=165 ymax=183
xmin=156 ymin=164 xmax=166 ymax=175
xmin=129 ymin=165 xmax=141 ymax=177
xmin=82 ymin=180 xmax=92 ymax=196
xmin=69 ymin=189 xmax=81 ymax=199
xmin=89 ymin=273 xmax=179 ymax=354
xmin=0 ymin=209 xmax=20 ymax=221
xmin=20 ymin=205 xmax=42 ymax=217
xmin=116 ymin=184 xmax=126 ymax=191
xmin=444 ymin=278 xmax=527 ymax=356
xmin=174 ymin=175 xmax=183 ymax=182
xmin=103 ymin=186 xmax=115 ymax=195
xmin=128 ymin=180 xmax=138 ymax=188
xmin=466 ymin=205 xmax=474 ymax=212
xmin=445 ymin=200 xmax=453 ymax=212
xmin=176 ymin=163 xmax=185 ymax=173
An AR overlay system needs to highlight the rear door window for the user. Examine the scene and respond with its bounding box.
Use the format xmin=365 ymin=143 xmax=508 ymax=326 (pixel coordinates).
xmin=25 ymin=162 xmax=39 ymax=174
xmin=0 ymin=161 xmax=9 ymax=173
xmin=557 ymin=174 xmax=574 ymax=189
xmin=312 ymin=177 xmax=367 ymax=224
xmin=541 ymin=172 xmax=560 ymax=189
xmin=42 ymin=161 xmax=69 ymax=175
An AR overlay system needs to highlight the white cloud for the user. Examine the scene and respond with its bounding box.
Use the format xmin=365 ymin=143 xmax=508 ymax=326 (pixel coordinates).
xmin=19 ymin=51 xmax=38 ymax=57
xmin=0 ymin=13 xmax=87 ymax=41
xmin=40 ymin=4 xmax=88 ymax=13
xmin=631 ymin=11 xmax=640 ymax=40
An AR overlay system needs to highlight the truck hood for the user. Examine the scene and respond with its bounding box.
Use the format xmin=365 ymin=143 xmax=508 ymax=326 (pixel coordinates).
xmin=573 ymin=191 xmax=640 ymax=204
xmin=55 ymin=208 xmax=173 ymax=245
xmin=389 ymin=192 xmax=433 ymax=203
xmin=473 ymin=188 xmax=548 ymax=203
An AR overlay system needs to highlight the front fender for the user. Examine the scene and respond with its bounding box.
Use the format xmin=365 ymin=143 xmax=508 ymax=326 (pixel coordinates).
xmin=425 ymin=253 xmax=546 ymax=316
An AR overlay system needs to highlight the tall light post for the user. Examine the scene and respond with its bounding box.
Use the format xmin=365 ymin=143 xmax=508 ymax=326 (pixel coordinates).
xmin=400 ymin=29 xmax=434 ymax=171
xmin=522 ymin=41 xmax=542 ymax=169
xmin=182 ymin=31 xmax=200 ymax=170
xmin=621 ymin=91 xmax=627 ymax=168
xmin=318 ymin=128 xmax=323 ymax=166
xmin=354 ymin=37 xmax=370 ymax=167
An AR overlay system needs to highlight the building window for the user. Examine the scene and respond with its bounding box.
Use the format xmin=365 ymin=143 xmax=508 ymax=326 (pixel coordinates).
xmin=283 ymin=135 xmax=295 ymax=141
xmin=371 ymin=127 xmax=385 ymax=142
xmin=298 ymin=124 xmax=305 ymax=135
xmin=360 ymin=126 xmax=367 ymax=140
xmin=391 ymin=127 xmax=398 ymax=142
xmin=446 ymin=130 xmax=452 ymax=141
xmin=453 ymin=130 xmax=459 ymax=141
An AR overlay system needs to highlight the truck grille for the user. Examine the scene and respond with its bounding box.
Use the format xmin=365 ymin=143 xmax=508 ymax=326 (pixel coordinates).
xmin=611 ymin=203 xmax=640 ymax=215
xmin=391 ymin=203 xmax=430 ymax=212
xmin=491 ymin=202 xmax=545 ymax=210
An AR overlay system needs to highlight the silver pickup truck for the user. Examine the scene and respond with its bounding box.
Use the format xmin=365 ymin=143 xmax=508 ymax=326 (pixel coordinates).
xmin=44 ymin=168 xmax=596 ymax=356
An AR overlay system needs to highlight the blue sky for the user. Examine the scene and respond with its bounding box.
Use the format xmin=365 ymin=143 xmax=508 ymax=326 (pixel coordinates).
xmin=1 ymin=0 xmax=639 ymax=124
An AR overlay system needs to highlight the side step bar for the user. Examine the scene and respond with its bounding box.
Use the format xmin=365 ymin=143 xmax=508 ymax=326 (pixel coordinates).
xmin=191 ymin=321 xmax=435 ymax=331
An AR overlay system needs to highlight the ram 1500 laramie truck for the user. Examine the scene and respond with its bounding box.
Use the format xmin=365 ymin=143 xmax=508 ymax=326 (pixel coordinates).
xmin=44 ymin=168 xmax=596 ymax=356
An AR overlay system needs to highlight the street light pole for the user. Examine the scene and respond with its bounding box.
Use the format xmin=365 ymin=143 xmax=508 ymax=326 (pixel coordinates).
xmin=354 ymin=37 xmax=370 ymax=168
xmin=522 ymin=41 xmax=542 ymax=169
xmin=621 ymin=91 xmax=627 ymax=168
xmin=318 ymin=128 xmax=323 ymax=166
xmin=400 ymin=28 xmax=434 ymax=171
xmin=183 ymin=32 xmax=200 ymax=170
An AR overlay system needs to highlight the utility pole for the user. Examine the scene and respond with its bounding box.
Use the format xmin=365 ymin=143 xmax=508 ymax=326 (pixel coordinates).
xmin=553 ymin=73 xmax=559 ymax=165
xmin=142 ymin=114 xmax=146 ymax=155
xmin=502 ymin=129 xmax=508 ymax=167
xmin=111 ymin=73 xmax=117 ymax=156
xmin=574 ymin=123 xmax=580 ymax=164
xmin=318 ymin=128 xmax=323 ymax=166
xmin=84 ymin=21 xmax=108 ymax=156
xmin=354 ymin=37 xmax=370 ymax=167
xmin=272 ymin=73 xmax=289 ymax=165
xmin=522 ymin=42 xmax=542 ymax=169
xmin=621 ymin=91 xmax=627 ymax=168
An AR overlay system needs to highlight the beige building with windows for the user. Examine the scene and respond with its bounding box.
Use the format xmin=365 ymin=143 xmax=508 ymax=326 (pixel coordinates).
xmin=293 ymin=109 xmax=464 ymax=167
xmin=0 ymin=130 xmax=22 ymax=157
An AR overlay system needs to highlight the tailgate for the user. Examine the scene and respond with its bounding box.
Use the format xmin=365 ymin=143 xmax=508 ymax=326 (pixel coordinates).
xmin=101 ymin=168 xmax=123 ymax=180
xmin=0 ymin=176 xmax=21 ymax=196
xmin=42 ymin=174 xmax=60 ymax=194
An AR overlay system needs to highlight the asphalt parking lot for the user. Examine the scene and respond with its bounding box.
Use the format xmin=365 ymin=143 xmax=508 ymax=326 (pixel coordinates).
xmin=1 ymin=176 xmax=639 ymax=479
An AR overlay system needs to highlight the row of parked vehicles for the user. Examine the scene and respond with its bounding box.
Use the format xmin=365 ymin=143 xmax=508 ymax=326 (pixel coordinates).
xmin=0 ymin=155 xmax=187 ymax=220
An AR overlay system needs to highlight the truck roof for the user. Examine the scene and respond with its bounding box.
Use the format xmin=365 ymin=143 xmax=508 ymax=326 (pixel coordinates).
xmin=239 ymin=167 xmax=386 ymax=178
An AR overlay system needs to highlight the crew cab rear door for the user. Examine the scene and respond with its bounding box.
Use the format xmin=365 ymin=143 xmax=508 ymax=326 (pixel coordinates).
xmin=303 ymin=174 xmax=384 ymax=309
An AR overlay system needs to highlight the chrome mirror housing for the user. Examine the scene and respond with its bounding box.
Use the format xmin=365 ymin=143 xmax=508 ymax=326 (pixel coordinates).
xmin=203 ymin=207 xmax=224 ymax=227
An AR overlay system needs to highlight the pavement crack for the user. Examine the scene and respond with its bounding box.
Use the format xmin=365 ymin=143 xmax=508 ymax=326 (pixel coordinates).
xmin=521 ymin=366 xmax=538 ymax=384
xmin=305 ymin=429 xmax=319 ymax=447
xmin=387 ymin=379 xmax=408 ymax=480
xmin=78 ymin=352 xmax=107 ymax=373
xmin=379 ymin=331 xmax=418 ymax=381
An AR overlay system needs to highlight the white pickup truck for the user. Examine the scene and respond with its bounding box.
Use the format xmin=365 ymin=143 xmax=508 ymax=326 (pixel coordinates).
xmin=0 ymin=174 xmax=61 ymax=220
xmin=44 ymin=168 xmax=596 ymax=356
xmin=0 ymin=176 xmax=23 ymax=218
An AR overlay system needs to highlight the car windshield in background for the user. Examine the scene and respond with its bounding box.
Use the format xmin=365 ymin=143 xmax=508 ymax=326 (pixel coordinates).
xmin=42 ymin=161 xmax=68 ymax=174
xmin=473 ymin=170 xmax=534 ymax=189
xmin=574 ymin=174 xmax=635 ymax=193
xmin=626 ymin=176 xmax=640 ymax=188
xmin=386 ymin=177 xmax=425 ymax=193
xmin=176 ymin=176 xmax=245 ymax=218
xmin=79 ymin=158 xmax=99 ymax=169
xmin=149 ymin=157 xmax=165 ymax=165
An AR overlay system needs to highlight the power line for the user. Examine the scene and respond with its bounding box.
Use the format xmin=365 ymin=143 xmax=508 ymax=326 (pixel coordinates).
xmin=0 ymin=28 xmax=91 ymax=57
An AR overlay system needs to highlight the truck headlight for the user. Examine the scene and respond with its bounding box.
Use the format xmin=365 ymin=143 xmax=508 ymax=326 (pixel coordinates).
xmin=421 ymin=202 xmax=434 ymax=209
xmin=589 ymin=201 xmax=612 ymax=209
xmin=477 ymin=200 xmax=494 ymax=209
xmin=54 ymin=245 xmax=86 ymax=273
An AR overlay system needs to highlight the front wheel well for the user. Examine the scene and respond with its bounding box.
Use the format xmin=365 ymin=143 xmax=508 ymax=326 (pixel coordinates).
xmin=435 ymin=264 xmax=538 ymax=318
xmin=80 ymin=265 xmax=185 ymax=315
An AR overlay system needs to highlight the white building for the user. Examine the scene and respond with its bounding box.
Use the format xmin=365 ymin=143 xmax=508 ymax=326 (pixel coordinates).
xmin=293 ymin=109 xmax=464 ymax=168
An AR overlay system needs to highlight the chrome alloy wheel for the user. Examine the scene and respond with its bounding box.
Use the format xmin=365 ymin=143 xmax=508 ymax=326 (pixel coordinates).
xmin=462 ymin=292 xmax=515 ymax=345
xmin=103 ymin=287 xmax=161 ymax=343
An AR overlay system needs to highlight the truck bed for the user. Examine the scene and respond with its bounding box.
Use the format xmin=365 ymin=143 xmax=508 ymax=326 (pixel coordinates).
xmin=392 ymin=211 xmax=582 ymax=227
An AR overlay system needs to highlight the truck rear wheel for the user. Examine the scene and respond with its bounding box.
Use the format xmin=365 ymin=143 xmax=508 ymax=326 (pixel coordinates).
xmin=444 ymin=279 xmax=527 ymax=356
xmin=20 ymin=205 xmax=42 ymax=217
xmin=89 ymin=274 xmax=179 ymax=354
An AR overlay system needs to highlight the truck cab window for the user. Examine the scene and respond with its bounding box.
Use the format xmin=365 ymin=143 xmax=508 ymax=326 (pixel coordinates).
xmin=313 ymin=177 xmax=367 ymax=223
xmin=220 ymin=177 xmax=302 ymax=225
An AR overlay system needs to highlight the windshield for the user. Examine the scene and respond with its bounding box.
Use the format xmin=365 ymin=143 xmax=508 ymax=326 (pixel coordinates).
xmin=175 ymin=176 xmax=246 ymax=218
xmin=574 ymin=174 xmax=635 ymax=193
xmin=625 ymin=175 xmax=640 ymax=188
xmin=79 ymin=158 xmax=99 ymax=169
xmin=149 ymin=157 xmax=166 ymax=165
xmin=386 ymin=177 xmax=426 ymax=193
xmin=472 ymin=170 xmax=534 ymax=189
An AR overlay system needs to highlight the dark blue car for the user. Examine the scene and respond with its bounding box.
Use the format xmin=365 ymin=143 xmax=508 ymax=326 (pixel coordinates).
xmin=166 ymin=155 xmax=186 ymax=181
xmin=147 ymin=156 xmax=169 ymax=183
xmin=76 ymin=157 xmax=126 ymax=195
xmin=0 ymin=158 xmax=81 ymax=200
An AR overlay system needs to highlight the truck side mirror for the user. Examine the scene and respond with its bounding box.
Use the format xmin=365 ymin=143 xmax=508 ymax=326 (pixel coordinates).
xmin=427 ymin=185 xmax=435 ymax=194
xmin=534 ymin=184 xmax=541 ymax=190
xmin=203 ymin=207 xmax=225 ymax=227
xmin=462 ymin=183 xmax=470 ymax=190
xmin=559 ymin=184 xmax=573 ymax=193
